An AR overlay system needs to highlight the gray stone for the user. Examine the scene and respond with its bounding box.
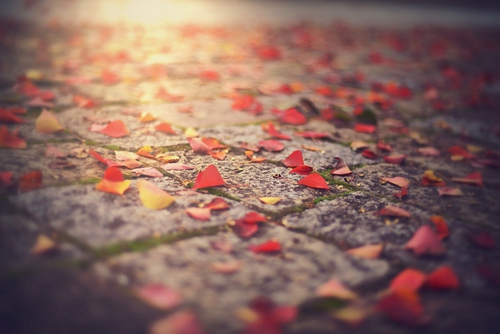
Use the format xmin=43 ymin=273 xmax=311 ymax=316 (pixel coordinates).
xmin=11 ymin=180 xmax=248 ymax=248
xmin=95 ymin=226 xmax=389 ymax=333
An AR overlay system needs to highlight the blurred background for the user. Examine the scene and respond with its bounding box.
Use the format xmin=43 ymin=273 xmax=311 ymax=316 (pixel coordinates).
xmin=1 ymin=0 xmax=500 ymax=27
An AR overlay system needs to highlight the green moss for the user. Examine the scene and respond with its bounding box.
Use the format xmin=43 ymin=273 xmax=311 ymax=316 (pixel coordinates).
xmin=92 ymin=226 xmax=224 ymax=258
xmin=74 ymin=177 xmax=101 ymax=185
xmin=206 ymin=188 xmax=241 ymax=202
xmin=318 ymin=170 xmax=359 ymax=191
xmin=102 ymin=145 xmax=122 ymax=151
xmin=157 ymin=144 xmax=191 ymax=152
xmin=84 ymin=140 xmax=101 ymax=146
xmin=313 ymin=191 xmax=353 ymax=204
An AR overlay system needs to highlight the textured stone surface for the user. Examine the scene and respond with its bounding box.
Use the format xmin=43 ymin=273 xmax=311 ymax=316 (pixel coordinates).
xmin=94 ymin=226 xmax=389 ymax=333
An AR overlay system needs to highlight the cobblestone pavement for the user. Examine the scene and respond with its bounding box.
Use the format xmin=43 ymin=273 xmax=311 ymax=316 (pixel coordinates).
xmin=1 ymin=1 xmax=500 ymax=333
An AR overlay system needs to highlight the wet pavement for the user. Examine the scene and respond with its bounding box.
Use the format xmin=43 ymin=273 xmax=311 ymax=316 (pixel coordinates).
xmin=1 ymin=1 xmax=500 ymax=333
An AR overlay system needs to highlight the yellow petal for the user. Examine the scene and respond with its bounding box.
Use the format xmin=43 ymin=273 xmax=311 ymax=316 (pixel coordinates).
xmin=184 ymin=127 xmax=199 ymax=138
xmin=259 ymin=197 xmax=281 ymax=205
xmin=155 ymin=154 xmax=180 ymax=163
xmin=31 ymin=234 xmax=57 ymax=255
xmin=137 ymin=179 xmax=174 ymax=210
xmin=35 ymin=109 xmax=63 ymax=133
xmin=96 ymin=179 xmax=131 ymax=195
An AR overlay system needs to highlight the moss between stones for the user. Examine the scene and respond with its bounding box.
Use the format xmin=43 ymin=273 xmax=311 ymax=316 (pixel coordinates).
xmin=313 ymin=191 xmax=354 ymax=204
xmin=318 ymin=170 xmax=359 ymax=191
xmin=206 ymin=188 xmax=241 ymax=202
xmin=157 ymin=144 xmax=191 ymax=152
xmin=102 ymin=145 xmax=122 ymax=151
xmin=91 ymin=226 xmax=224 ymax=258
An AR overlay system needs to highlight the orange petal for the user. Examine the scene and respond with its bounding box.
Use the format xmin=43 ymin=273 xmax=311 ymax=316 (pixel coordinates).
xmin=381 ymin=176 xmax=410 ymax=188
xmin=186 ymin=207 xmax=211 ymax=221
xmin=138 ymin=112 xmax=156 ymax=123
xmin=96 ymin=178 xmax=130 ymax=195
xmin=346 ymin=244 xmax=383 ymax=259
xmin=137 ymin=179 xmax=174 ymax=209
xmin=31 ymin=234 xmax=58 ymax=255
xmin=99 ymin=120 xmax=129 ymax=138
xmin=35 ymin=109 xmax=64 ymax=134
xmin=316 ymin=279 xmax=357 ymax=299
xmin=375 ymin=205 xmax=411 ymax=218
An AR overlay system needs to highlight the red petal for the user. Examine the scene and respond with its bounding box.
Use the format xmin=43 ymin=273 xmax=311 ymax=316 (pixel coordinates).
xmin=425 ymin=266 xmax=460 ymax=290
xmin=277 ymin=108 xmax=307 ymax=125
xmin=99 ymin=120 xmax=129 ymax=138
xmin=187 ymin=137 xmax=212 ymax=154
xmin=361 ymin=149 xmax=377 ymax=159
xmin=468 ymin=231 xmax=496 ymax=249
xmin=377 ymin=289 xmax=427 ymax=326
xmin=354 ymin=124 xmax=376 ymax=134
xmin=282 ymin=150 xmax=304 ymax=167
xmin=390 ymin=268 xmax=427 ymax=292
xmin=289 ymin=165 xmax=313 ymax=175
xmin=258 ymin=140 xmax=285 ymax=152
xmin=375 ymin=205 xmax=411 ymax=218
xmin=298 ymin=173 xmax=330 ymax=190
xmin=429 ymin=215 xmax=449 ymax=240
xmin=294 ymin=131 xmax=333 ymax=140
xmin=242 ymin=212 xmax=267 ymax=224
xmin=204 ymin=198 xmax=230 ymax=211
xmin=383 ymin=154 xmax=406 ymax=165
xmin=249 ymin=240 xmax=282 ymax=253
xmin=376 ymin=139 xmax=392 ymax=151
xmin=155 ymin=122 xmax=176 ymax=134
xmin=18 ymin=171 xmax=43 ymax=192
xmin=89 ymin=149 xmax=122 ymax=167
xmin=0 ymin=171 xmax=13 ymax=188
xmin=191 ymin=164 xmax=226 ymax=190
xmin=0 ymin=125 xmax=27 ymax=149
xmin=262 ymin=122 xmax=291 ymax=140
xmin=448 ymin=145 xmax=475 ymax=159
xmin=405 ymin=225 xmax=446 ymax=256
xmin=135 ymin=284 xmax=182 ymax=310
xmin=103 ymin=166 xmax=125 ymax=182
xmin=394 ymin=187 xmax=409 ymax=199
xmin=234 ymin=219 xmax=259 ymax=238
xmin=451 ymin=171 xmax=483 ymax=187
xmin=0 ymin=110 xmax=24 ymax=123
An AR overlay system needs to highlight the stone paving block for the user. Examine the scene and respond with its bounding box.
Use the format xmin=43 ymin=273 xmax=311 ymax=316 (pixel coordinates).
xmin=283 ymin=192 xmax=430 ymax=248
xmin=0 ymin=143 xmax=102 ymax=186
xmin=11 ymin=180 xmax=248 ymax=248
xmin=94 ymin=226 xmax=389 ymax=333
xmin=0 ymin=213 xmax=83 ymax=273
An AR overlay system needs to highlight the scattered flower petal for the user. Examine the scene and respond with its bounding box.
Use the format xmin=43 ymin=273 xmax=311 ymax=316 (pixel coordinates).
xmin=249 ymin=240 xmax=282 ymax=253
xmin=390 ymin=268 xmax=427 ymax=292
xmin=437 ymin=187 xmax=464 ymax=197
xmin=191 ymin=164 xmax=226 ymax=190
xmin=298 ymin=173 xmax=330 ymax=190
xmin=98 ymin=120 xmax=129 ymax=138
xmin=35 ymin=109 xmax=64 ymax=134
xmin=346 ymin=244 xmax=383 ymax=259
xmin=405 ymin=225 xmax=446 ymax=256
xmin=375 ymin=205 xmax=411 ymax=218
xmin=381 ymin=176 xmax=410 ymax=188
xmin=282 ymin=150 xmax=304 ymax=167
xmin=137 ymin=179 xmax=174 ymax=209
xmin=135 ymin=284 xmax=182 ymax=310
xmin=259 ymin=197 xmax=281 ymax=205
xmin=316 ymin=279 xmax=357 ymax=299
xmin=425 ymin=266 xmax=460 ymax=290
xmin=186 ymin=207 xmax=211 ymax=221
